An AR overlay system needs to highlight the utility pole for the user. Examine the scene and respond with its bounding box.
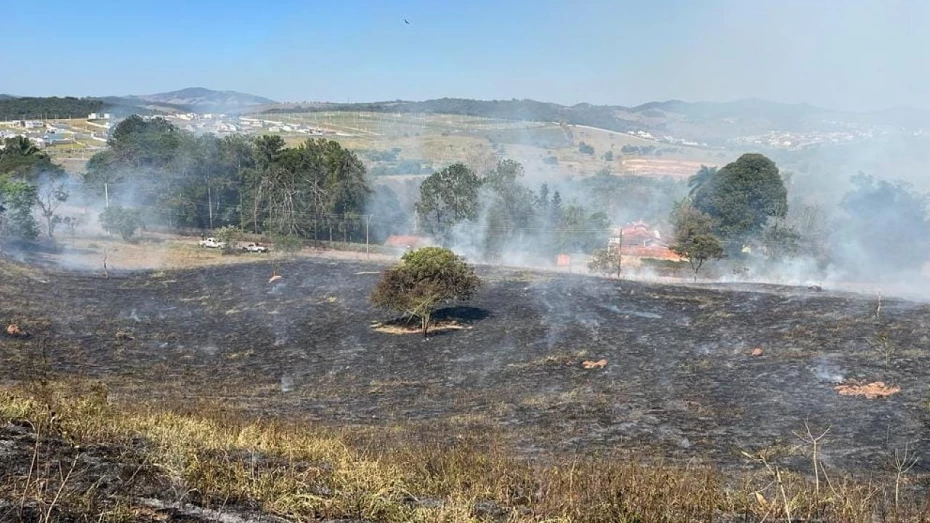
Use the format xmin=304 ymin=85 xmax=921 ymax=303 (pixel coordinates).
xmin=104 ymin=183 xmax=109 ymax=207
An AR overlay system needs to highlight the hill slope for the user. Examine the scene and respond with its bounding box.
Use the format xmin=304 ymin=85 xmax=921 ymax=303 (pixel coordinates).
xmin=124 ymin=87 xmax=276 ymax=113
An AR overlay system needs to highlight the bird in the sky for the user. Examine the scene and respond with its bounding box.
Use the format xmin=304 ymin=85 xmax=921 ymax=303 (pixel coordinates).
xmin=404 ymin=19 xmax=410 ymax=24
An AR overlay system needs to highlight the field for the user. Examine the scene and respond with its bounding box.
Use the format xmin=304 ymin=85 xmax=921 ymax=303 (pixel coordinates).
xmin=270 ymin=112 xmax=730 ymax=181
xmin=2 ymin=252 xmax=930 ymax=521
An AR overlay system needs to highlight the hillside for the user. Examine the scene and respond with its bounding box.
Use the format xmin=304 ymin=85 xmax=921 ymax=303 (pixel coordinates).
xmin=123 ymin=87 xmax=276 ymax=113
xmin=262 ymin=97 xmax=930 ymax=146
xmin=1 ymin=256 xmax=928 ymax=520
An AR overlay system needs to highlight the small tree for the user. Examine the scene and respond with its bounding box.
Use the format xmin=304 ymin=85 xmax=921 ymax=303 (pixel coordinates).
xmin=371 ymin=247 xmax=481 ymax=337
xmin=670 ymin=201 xmax=724 ymax=279
xmin=99 ymin=205 xmax=142 ymax=241
xmin=578 ymin=141 xmax=595 ymax=155
xmin=588 ymin=247 xmax=622 ymax=278
xmin=215 ymin=225 xmax=243 ymax=253
xmin=602 ymin=150 xmax=613 ymax=162
xmin=0 ymin=181 xmax=39 ymax=241
xmin=36 ymin=181 xmax=68 ymax=238
xmin=673 ymin=234 xmax=724 ymax=279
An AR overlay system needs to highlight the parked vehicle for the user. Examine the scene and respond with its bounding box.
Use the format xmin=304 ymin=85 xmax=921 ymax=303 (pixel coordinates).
xmin=199 ymin=237 xmax=226 ymax=249
xmin=242 ymin=242 xmax=269 ymax=253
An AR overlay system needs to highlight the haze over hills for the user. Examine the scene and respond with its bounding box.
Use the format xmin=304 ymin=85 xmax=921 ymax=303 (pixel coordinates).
xmin=5 ymin=87 xmax=930 ymax=151
xmin=263 ymin=96 xmax=930 ymax=145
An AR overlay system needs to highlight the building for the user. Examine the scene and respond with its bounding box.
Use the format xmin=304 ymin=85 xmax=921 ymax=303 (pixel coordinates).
xmin=609 ymin=220 xmax=662 ymax=248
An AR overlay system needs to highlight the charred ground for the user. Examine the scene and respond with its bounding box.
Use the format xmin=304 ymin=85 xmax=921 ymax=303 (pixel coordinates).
xmin=3 ymin=257 xmax=929 ymax=474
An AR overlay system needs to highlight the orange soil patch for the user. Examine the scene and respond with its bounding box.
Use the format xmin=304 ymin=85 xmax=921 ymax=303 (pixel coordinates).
xmin=834 ymin=381 xmax=900 ymax=399
xmin=582 ymin=359 xmax=607 ymax=369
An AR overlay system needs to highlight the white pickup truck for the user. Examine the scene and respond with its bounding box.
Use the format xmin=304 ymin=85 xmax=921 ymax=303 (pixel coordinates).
xmin=198 ymin=237 xmax=227 ymax=249
xmin=241 ymin=242 xmax=269 ymax=253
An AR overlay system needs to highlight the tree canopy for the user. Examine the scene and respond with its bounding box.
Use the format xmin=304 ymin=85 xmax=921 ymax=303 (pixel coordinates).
xmin=692 ymin=153 xmax=787 ymax=251
xmin=415 ymin=163 xmax=481 ymax=243
xmin=85 ymin=117 xmax=371 ymax=238
xmin=370 ymin=247 xmax=481 ymax=337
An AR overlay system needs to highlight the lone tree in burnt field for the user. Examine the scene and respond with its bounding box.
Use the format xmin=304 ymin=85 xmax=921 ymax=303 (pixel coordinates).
xmin=670 ymin=201 xmax=725 ymax=280
xmin=371 ymin=247 xmax=481 ymax=337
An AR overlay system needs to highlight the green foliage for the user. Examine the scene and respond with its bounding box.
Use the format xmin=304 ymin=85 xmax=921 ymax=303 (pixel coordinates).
xmin=588 ymin=247 xmax=622 ymax=278
xmin=85 ymin=117 xmax=371 ymax=239
xmin=215 ymin=225 xmax=243 ymax=252
xmin=602 ymin=150 xmax=613 ymax=162
xmin=371 ymin=247 xmax=481 ymax=336
xmin=0 ymin=96 xmax=104 ymax=120
xmin=688 ymin=165 xmax=717 ymax=197
xmin=555 ymin=202 xmax=609 ymax=254
xmin=670 ymin=201 xmax=724 ymax=277
xmin=482 ymin=160 xmax=537 ymax=260
xmin=415 ymin=164 xmax=481 ymax=243
xmin=0 ymin=136 xmax=64 ymax=182
xmin=0 ymin=181 xmax=39 ymax=241
xmin=692 ymin=153 xmax=787 ymax=251
xmin=578 ymin=141 xmax=595 ymax=155
xmin=99 ymin=206 xmax=143 ymax=241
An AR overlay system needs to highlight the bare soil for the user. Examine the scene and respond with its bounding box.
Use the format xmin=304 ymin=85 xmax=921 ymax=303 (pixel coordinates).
xmin=3 ymin=256 xmax=929 ymax=478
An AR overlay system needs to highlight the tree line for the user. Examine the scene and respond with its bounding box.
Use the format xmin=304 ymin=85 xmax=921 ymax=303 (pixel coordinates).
xmin=0 ymin=97 xmax=105 ymax=120
xmin=2 ymin=114 xmax=929 ymax=283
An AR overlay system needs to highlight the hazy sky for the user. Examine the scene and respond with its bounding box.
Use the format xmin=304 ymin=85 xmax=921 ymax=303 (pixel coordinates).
xmin=4 ymin=0 xmax=929 ymax=111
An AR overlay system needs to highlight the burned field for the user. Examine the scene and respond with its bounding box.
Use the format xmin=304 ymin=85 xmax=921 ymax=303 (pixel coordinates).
xmin=3 ymin=258 xmax=930 ymax=474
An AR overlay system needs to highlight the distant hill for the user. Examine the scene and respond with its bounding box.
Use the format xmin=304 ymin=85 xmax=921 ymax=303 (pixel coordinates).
xmin=0 ymin=95 xmax=15 ymax=101
xmin=263 ymin=97 xmax=642 ymax=133
xmin=119 ymin=87 xmax=276 ymax=114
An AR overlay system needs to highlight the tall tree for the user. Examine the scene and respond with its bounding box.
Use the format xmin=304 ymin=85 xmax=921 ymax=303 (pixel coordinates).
xmin=415 ymin=163 xmax=481 ymax=244
xmin=692 ymin=153 xmax=787 ymax=253
xmin=688 ymin=165 xmax=717 ymax=197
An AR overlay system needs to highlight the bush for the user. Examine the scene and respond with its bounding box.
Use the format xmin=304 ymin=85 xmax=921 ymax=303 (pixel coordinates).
xmin=99 ymin=206 xmax=142 ymax=241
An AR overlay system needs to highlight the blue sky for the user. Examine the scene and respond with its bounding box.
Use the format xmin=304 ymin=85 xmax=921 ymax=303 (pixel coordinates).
xmin=4 ymin=0 xmax=929 ymax=111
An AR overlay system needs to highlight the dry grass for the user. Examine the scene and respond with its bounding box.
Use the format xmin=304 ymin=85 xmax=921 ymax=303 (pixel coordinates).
xmin=1 ymin=380 xmax=929 ymax=522
xmin=371 ymin=319 xmax=470 ymax=335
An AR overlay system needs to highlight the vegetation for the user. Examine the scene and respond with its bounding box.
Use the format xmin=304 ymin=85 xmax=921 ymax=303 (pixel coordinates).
xmin=85 ymin=116 xmax=370 ymax=239
xmin=692 ymin=153 xmax=787 ymax=253
xmin=578 ymin=141 xmax=595 ymax=155
xmin=0 ymin=181 xmax=39 ymax=241
xmin=99 ymin=205 xmax=143 ymax=241
xmin=264 ymin=97 xmax=640 ymax=133
xmin=670 ymin=201 xmax=725 ymax=278
xmin=1 ymin=379 xmax=928 ymax=522
xmin=0 ymin=136 xmax=64 ymax=181
xmin=0 ymin=96 xmax=104 ymax=120
xmin=415 ymin=163 xmax=482 ymax=244
xmin=588 ymin=246 xmax=622 ymax=278
xmin=371 ymin=247 xmax=481 ymax=336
